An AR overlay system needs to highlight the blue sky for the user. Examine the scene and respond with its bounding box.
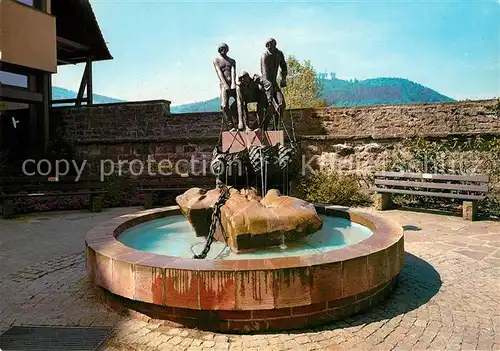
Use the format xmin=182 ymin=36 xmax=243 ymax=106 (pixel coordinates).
xmin=52 ymin=0 xmax=500 ymax=105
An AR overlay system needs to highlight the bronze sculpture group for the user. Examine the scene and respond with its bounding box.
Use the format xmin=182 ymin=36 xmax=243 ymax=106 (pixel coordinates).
xmin=213 ymin=38 xmax=287 ymax=132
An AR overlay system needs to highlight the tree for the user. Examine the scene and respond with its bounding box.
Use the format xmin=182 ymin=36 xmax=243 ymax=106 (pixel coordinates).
xmin=280 ymin=56 xmax=327 ymax=109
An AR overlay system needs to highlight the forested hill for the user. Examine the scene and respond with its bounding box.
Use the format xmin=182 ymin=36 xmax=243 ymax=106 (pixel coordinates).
xmin=170 ymin=77 xmax=454 ymax=113
xmin=322 ymin=77 xmax=454 ymax=107
xmin=52 ymin=77 xmax=454 ymax=112
xmin=52 ymin=87 xmax=124 ymax=105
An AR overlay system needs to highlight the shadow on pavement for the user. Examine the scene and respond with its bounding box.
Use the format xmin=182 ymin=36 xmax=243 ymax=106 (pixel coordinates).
xmin=286 ymin=252 xmax=442 ymax=334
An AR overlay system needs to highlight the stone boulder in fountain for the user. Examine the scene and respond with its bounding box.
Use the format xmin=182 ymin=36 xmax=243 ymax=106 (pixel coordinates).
xmin=175 ymin=187 xmax=323 ymax=251
xmin=175 ymin=187 xmax=261 ymax=241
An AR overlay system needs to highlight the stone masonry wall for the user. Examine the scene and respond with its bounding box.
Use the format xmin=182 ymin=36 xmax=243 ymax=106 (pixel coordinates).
xmin=53 ymin=99 xmax=499 ymax=144
xmin=287 ymin=99 xmax=499 ymax=139
xmin=51 ymin=99 xmax=499 ymax=179
xmin=52 ymin=100 xmax=221 ymax=143
xmin=51 ymin=100 xmax=220 ymax=175
xmin=292 ymin=99 xmax=499 ymax=178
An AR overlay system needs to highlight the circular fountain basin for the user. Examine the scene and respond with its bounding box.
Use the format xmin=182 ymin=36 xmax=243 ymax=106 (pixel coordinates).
xmin=118 ymin=214 xmax=374 ymax=260
xmin=85 ymin=205 xmax=404 ymax=332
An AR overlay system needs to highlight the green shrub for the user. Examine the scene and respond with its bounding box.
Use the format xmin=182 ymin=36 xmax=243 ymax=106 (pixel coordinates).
xmin=44 ymin=126 xmax=82 ymax=163
xmin=294 ymin=168 xmax=370 ymax=206
xmin=103 ymin=174 xmax=142 ymax=207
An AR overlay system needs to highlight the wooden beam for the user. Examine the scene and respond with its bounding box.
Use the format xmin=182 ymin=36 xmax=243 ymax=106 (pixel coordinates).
xmin=0 ymin=85 xmax=43 ymax=103
xmin=28 ymin=75 xmax=40 ymax=158
xmin=76 ymin=63 xmax=89 ymax=107
xmin=87 ymin=59 xmax=93 ymax=105
xmin=56 ymin=36 xmax=90 ymax=51
xmin=43 ymin=73 xmax=51 ymax=150
xmin=52 ymin=98 xmax=85 ymax=104
xmin=1 ymin=62 xmax=38 ymax=77
xmin=57 ymin=59 xmax=75 ymax=65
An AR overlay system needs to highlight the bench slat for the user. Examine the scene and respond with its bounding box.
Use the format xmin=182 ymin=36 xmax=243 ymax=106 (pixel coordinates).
xmin=1 ymin=191 xmax=106 ymax=199
xmin=0 ymin=177 xmax=102 ymax=184
xmin=374 ymin=179 xmax=488 ymax=193
xmin=375 ymin=172 xmax=489 ymax=183
xmin=138 ymin=182 xmax=215 ymax=187
xmin=137 ymin=177 xmax=215 ymax=183
xmin=372 ymin=187 xmax=486 ymax=201
xmin=1 ymin=183 xmax=105 ymax=190
xmin=137 ymin=187 xmax=194 ymax=192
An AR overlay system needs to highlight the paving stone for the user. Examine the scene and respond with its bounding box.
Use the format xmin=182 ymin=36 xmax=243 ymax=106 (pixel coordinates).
xmin=1 ymin=208 xmax=499 ymax=350
xmin=201 ymin=340 xmax=216 ymax=348
xmin=455 ymin=249 xmax=490 ymax=261
xmin=191 ymin=339 xmax=203 ymax=347
xmin=214 ymin=342 xmax=230 ymax=350
xmin=294 ymin=335 xmax=312 ymax=344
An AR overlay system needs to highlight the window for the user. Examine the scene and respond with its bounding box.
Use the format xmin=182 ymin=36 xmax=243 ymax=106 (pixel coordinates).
xmin=16 ymin=0 xmax=45 ymax=11
xmin=0 ymin=71 xmax=28 ymax=88
xmin=16 ymin=0 xmax=34 ymax=6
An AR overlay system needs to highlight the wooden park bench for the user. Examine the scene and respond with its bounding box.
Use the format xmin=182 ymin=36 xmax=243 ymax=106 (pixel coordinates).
xmin=0 ymin=176 xmax=107 ymax=219
xmin=137 ymin=175 xmax=216 ymax=209
xmin=372 ymin=171 xmax=490 ymax=221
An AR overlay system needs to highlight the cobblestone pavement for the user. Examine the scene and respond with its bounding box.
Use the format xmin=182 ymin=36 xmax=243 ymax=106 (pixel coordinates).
xmin=1 ymin=207 xmax=499 ymax=350
xmin=0 ymin=207 xmax=141 ymax=278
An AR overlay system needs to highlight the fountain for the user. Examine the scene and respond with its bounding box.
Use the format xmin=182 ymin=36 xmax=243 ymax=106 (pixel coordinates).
xmin=86 ymin=203 xmax=403 ymax=332
xmin=85 ymin=39 xmax=404 ymax=332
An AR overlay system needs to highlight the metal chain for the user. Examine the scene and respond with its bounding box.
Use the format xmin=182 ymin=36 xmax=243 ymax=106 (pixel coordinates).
xmin=216 ymin=116 xmax=224 ymax=148
xmin=280 ymin=111 xmax=295 ymax=148
xmin=289 ymin=110 xmax=298 ymax=147
xmin=193 ymin=185 xmax=231 ymax=259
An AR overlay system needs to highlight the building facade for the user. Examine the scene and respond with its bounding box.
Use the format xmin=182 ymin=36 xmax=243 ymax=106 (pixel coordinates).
xmin=0 ymin=0 xmax=111 ymax=167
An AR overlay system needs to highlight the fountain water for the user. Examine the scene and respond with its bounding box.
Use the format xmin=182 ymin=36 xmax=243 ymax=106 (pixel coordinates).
xmin=280 ymin=234 xmax=287 ymax=250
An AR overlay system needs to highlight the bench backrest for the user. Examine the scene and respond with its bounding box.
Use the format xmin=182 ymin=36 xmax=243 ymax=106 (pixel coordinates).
xmin=373 ymin=171 xmax=489 ymax=200
xmin=0 ymin=176 xmax=105 ymax=194
xmin=137 ymin=175 xmax=215 ymax=189
xmin=375 ymin=171 xmax=489 ymax=183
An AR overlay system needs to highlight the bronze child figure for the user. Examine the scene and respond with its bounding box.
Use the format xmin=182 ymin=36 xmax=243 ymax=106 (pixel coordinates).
xmin=236 ymin=71 xmax=275 ymax=131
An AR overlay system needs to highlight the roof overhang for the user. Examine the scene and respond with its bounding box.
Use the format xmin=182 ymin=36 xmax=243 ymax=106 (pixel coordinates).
xmin=53 ymin=0 xmax=112 ymax=65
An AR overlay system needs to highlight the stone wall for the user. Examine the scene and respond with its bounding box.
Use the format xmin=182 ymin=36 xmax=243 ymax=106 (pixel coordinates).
xmin=51 ymin=99 xmax=499 ymax=179
xmin=53 ymin=99 xmax=499 ymax=144
xmin=291 ymin=99 xmax=499 ymax=177
xmin=51 ymin=100 xmax=219 ymax=175
xmin=288 ymin=99 xmax=499 ymax=139
xmin=52 ymin=100 xmax=221 ymax=143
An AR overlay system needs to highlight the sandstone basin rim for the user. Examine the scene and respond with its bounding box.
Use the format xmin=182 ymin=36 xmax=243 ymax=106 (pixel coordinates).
xmin=85 ymin=205 xmax=404 ymax=271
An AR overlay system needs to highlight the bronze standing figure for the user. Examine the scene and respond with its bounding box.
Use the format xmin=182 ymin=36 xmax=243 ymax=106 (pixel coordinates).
xmin=260 ymin=38 xmax=287 ymax=127
xmin=213 ymin=43 xmax=239 ymax=131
